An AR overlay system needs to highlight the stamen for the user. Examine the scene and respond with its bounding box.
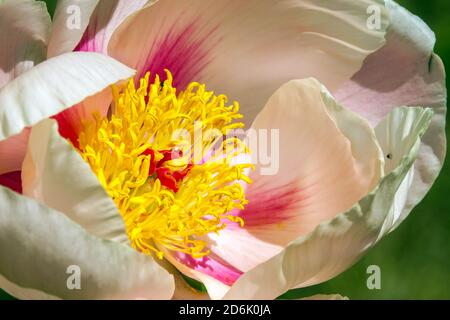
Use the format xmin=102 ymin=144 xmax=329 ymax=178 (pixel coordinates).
xmin=78 ymin=70 xmax=253 ymax=259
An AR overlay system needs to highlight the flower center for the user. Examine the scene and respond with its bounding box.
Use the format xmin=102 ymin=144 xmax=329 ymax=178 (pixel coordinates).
xmin=77 ymin=70 xmax=252 ymax=259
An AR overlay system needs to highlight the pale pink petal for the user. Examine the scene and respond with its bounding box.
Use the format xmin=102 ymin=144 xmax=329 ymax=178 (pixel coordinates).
xmin=207 ymin=228 xmax=282 ymax=274
xmin=333 ymin=0 xmax=446 ymax=231
xmin=108 ymin=0 xmax=388 ymax=126
xmin=0 ymin=0 xmax=51 ymax=88
xmin=334 ymin=1 xmax=444 ymax=126
xmin=209 ymin=78 xmax=384 ymax=272
xmin=223 ymin=106 xmax=431 ymax=299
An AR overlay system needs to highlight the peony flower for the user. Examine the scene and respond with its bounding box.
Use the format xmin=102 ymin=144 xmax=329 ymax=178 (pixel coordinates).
xmin=0 ymin=0 xmax=446 ymax=300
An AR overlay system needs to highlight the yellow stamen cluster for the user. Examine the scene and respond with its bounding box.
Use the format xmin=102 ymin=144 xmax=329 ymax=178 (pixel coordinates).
xmin=78 ymin=70 xmax=252 ymax=258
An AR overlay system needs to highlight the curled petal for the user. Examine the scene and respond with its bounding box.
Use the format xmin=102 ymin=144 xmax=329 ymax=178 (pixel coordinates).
xmin=22 ymin=119 xmax=128 ymax=243
xmin=222 ymin=107 xmax=432 ymax=299
xmin=0 ymin=185 xmax=175 ymax=299
xmin=334 ymin=0 xmax=447 ymax=231
xmin=209 ymin=78 xmax=384 ymax=274
xmin=374 ymin=107 xmax=434 ymax=235
xmin=0 ymin=52 xmax=134 ymax=142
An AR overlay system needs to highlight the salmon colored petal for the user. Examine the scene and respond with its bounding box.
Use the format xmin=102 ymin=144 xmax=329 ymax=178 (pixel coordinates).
xmin=222 ymin=107 xmax=432 ymax=299
xmin=209 ymin=79 xmax=384 ymax=273
xmin=53 ymin=87 xmax=112 ymax=146
xmin=0 ymin=128 xmax=29 ymax=175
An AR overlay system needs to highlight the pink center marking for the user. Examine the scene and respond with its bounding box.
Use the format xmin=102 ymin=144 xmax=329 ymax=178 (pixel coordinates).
xmin=138 ymin=20 xmax=220 ymax=89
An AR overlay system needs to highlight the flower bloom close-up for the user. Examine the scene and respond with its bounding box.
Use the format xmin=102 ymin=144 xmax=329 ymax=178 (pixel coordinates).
xmin=0 ymin=0 xmax=446 ymax=300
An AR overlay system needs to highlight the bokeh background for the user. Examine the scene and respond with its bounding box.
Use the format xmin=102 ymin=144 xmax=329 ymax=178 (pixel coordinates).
xmin=1 ymin=0 xmax=449 ymax=300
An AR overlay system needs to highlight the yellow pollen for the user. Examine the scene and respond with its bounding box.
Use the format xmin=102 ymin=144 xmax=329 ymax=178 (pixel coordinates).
xmin=78 ymin=70 xmax=253 ymax=259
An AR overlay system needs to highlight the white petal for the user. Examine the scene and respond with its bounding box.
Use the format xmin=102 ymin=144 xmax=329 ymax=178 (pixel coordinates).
xmin=223 ymin=106 xmax=431 ymax=299
xmin=0 ymin=185 xmax=175 ymax=299
xmin=334 ymin=0 xmax=446 ymax=234
xmin=108 ymin=0 xmax=388 ymax=126
xmin=0 ymin=275 xmax=58 ymax=300
xmin=374 ymin=107 xmax=434 ymax=234
xmin=22 ymin=119 xmax=128 ymax=243
xmin=0 ymin=52 xmax=135 ymax=141
xmin=0 ymin=0 xmax=51 ymax=88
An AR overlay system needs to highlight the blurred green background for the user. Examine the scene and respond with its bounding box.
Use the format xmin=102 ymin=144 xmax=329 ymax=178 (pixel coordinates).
xmin=1 ymin=0 xmax=449 ymax=300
